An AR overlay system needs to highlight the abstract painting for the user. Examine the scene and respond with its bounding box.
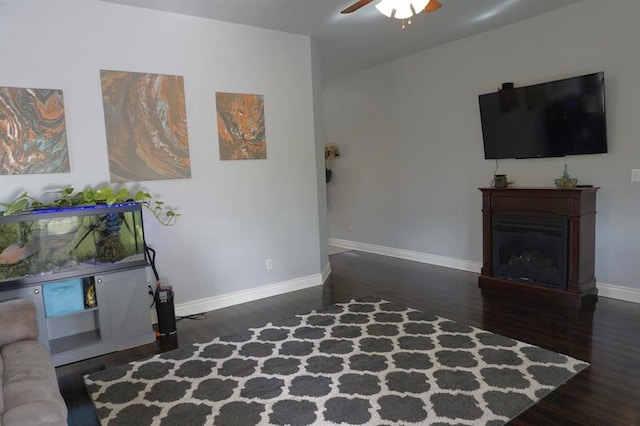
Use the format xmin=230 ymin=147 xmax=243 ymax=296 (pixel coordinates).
xmin=100 ymin=70 xmax=191 ymax=182
xmin=216 ymin=92 xmax=266 ymax=160
xmin=0 ymin=87 xmax=69 ymax=175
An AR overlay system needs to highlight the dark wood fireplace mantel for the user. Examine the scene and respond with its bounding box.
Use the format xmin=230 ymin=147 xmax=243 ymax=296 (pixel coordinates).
xmin=479 ymin=187 xmax=599 ymax=305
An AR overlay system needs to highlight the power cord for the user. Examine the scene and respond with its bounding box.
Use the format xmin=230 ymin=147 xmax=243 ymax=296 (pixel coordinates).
xmin=145 ymin=245 xmax=161 ymax=308
xmin=148 ymin=285 xmax=156 ymax=308
xmin=145 ymin=245 xmax=160 ymax=282
xmin=177 ymin=313 xmax=207 ymax=321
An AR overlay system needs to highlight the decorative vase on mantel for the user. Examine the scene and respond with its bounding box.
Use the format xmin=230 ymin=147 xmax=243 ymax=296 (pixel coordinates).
xmin=554 ymin=164 xmax=578 ymax=188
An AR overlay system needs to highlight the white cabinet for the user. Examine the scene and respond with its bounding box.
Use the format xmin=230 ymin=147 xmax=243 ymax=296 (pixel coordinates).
xmin=1 ymin=266 xmax=156 ymax=366
xmin=95 ymin=268 xmax=154 ymax=343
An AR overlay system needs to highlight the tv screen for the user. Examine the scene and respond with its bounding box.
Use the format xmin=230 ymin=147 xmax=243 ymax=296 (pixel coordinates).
xmin=478 ymin=72 xmax=608 ymax=159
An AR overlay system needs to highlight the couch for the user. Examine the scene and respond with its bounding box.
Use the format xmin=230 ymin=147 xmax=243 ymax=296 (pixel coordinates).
xmin=0 ymin=298 xmax=67 ymax=426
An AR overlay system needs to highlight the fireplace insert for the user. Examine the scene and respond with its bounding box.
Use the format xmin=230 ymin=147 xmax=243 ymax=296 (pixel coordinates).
xmin=492 ymin=215 xmax=568 ymax=290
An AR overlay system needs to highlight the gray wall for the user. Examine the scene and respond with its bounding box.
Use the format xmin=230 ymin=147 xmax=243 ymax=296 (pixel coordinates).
xmin=324 ymin=0 xmax=640 ymax=300
xmin=0 ymin=0 xmax=325 ymax=308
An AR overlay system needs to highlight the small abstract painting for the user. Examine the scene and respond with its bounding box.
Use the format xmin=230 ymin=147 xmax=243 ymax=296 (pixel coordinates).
xmin=100 ymin=70 xmax=191 ymax=182
xmin=0 ymin=87 xmax=69 ymax=175
xmin=216 ymin=92 xmax=266 ymax=160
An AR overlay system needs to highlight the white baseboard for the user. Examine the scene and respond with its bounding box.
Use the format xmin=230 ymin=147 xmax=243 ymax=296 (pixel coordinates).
xmin=322 ymin=261 xmax=332 ymax=283
xmin=329 ymin=238 xmax=482 ymax=273
xmin=328 ymin=238 xmax=640 ymax=304
xmin=597 ymin=282 xmax=640 ymax=304
xmin=174 ymin=273 xmax=324 ymax=318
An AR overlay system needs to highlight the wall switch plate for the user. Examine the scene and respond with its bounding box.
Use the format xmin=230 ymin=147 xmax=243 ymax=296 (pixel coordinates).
xmin=632 ymin=169 xmax=640 ymax=182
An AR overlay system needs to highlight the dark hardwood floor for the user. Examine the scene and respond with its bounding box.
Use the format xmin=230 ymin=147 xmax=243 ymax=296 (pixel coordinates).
xmin=57 ymin=250 xmax=640 ymax=425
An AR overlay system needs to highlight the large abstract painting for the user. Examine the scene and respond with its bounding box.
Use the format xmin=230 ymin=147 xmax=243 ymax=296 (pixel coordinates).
xmin=0 ymin=87 xmax=69 ymax=175
xmin=216 ymin=92 xmax=266 ymax=160
xmin=100 ymin=70 xmax=191 ymax=182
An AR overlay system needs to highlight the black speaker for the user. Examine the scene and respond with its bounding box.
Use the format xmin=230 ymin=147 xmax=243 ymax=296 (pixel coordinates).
xmin=155 ymin=285 xmax=176 ymax=335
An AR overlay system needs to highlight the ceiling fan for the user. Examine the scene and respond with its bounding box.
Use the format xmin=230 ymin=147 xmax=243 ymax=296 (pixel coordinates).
xmin=341 ymin=0 xmax=442 ymax=16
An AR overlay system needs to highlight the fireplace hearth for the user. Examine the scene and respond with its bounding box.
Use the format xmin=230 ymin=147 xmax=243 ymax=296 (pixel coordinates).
xmin=479 ymin=187 xmax=599 ymax=305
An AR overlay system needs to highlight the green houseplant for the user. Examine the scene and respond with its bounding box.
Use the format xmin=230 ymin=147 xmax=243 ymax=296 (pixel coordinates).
xmin=0 ymin=186 xmax=179 ymax=226
xmin=0 ymin=185 xmax=179 ymax=280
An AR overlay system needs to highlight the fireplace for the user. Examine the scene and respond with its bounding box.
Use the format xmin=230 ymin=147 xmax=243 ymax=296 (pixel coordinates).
xmin=492 ymin=215 xmax=567 ymax=290
xmin=479 ymin=187 xmax=599 ymax=305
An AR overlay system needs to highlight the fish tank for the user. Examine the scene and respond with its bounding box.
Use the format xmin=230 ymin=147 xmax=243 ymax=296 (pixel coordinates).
xmin=0 ymin=202 xmax=147 ymax=288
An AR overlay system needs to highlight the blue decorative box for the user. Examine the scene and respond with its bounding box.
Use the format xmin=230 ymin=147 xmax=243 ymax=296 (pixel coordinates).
xmin=43 ymin=278 xmax=85 ymax=317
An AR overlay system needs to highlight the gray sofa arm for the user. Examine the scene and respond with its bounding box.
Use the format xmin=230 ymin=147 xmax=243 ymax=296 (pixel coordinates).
xmin=0 ymin=299 xmax=39 ymax=348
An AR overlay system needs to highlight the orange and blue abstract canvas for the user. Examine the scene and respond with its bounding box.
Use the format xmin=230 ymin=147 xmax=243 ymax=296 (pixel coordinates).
xmin=216 ymin=92 xmax=266 ymax=160
xmin=100 ymin=70 xmax=191 ymax=182
xmin=0 ymin=87 xmax=69 ymax=175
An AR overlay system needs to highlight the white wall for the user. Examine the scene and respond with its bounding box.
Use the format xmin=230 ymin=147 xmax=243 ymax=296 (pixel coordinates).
xmin=311 ymin=40 xmax=330 ymax=277
xmin=0 ymin=0 xmax=325 ymax=308
xmin=324 ymin=0 xmax=640 ymax=298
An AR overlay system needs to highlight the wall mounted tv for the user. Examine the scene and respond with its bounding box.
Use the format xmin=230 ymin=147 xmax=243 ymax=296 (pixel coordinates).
xmin=478 ymin=72 xmax=607 ymax=159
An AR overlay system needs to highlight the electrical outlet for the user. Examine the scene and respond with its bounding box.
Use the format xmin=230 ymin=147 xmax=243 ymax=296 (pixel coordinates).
xmin=632 ymin=169 xmax=640 ymax=182
xmin=266 ymin=259 xmax=273 ymax=270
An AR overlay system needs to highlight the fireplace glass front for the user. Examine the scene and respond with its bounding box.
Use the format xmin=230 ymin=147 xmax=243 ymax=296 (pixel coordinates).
xmin=492 ymin=215 xmax=568 ymax=289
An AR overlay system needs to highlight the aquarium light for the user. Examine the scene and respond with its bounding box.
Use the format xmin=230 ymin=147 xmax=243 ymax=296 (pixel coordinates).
xmin=30 ymin=202 xmax=140 ymax=215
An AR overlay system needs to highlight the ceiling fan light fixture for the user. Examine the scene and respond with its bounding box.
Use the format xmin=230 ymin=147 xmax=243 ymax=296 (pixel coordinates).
xmin=375 ymin=0 xmax=396 ymax=18
xmin=375 ymin=0 xmax=430 ymax=20
xmin=393 ymin=3 xmax=414 ymax=19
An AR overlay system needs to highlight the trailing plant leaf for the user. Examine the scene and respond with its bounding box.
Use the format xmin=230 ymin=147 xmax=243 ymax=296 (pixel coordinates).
xmin=0 ymin=186 xmax=180 ymax=226
xmin=0 ymin=192 xmax=39 ymax=216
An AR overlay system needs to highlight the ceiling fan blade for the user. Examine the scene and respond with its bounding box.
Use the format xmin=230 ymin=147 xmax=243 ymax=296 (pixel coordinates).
xmin=424 ymin=0 xmax=442 ymax=13
xmin=341 ymin=0 xmax=375 ymax=14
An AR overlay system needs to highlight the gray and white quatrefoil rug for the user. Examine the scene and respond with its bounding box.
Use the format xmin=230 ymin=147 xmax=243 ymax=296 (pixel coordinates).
xmin=84 ymin=297 xmax=589 ymax=425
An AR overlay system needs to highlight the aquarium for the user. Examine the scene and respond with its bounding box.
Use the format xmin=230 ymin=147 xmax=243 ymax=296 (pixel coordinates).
xmin=0 ymin=203 xmax=147 ymax=287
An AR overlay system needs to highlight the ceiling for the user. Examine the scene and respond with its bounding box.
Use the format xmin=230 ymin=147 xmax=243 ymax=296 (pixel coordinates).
xmin=100 ymin=0 xmax=581 ymax=80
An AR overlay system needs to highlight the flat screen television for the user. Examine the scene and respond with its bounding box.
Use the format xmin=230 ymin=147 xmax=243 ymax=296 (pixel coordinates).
xmin=478 ymin=72 xmax=608 ymax=159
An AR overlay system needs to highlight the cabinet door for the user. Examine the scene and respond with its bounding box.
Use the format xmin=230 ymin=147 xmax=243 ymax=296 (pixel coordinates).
xmin=95 ymin=267 xmax=153 ymax=343
xmin=0 ymin=285 xmax=49 ymax=350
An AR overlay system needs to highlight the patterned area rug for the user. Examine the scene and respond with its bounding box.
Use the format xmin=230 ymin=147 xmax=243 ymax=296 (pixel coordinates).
xmin=85 ymin=297 xmax=588 ymax=425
